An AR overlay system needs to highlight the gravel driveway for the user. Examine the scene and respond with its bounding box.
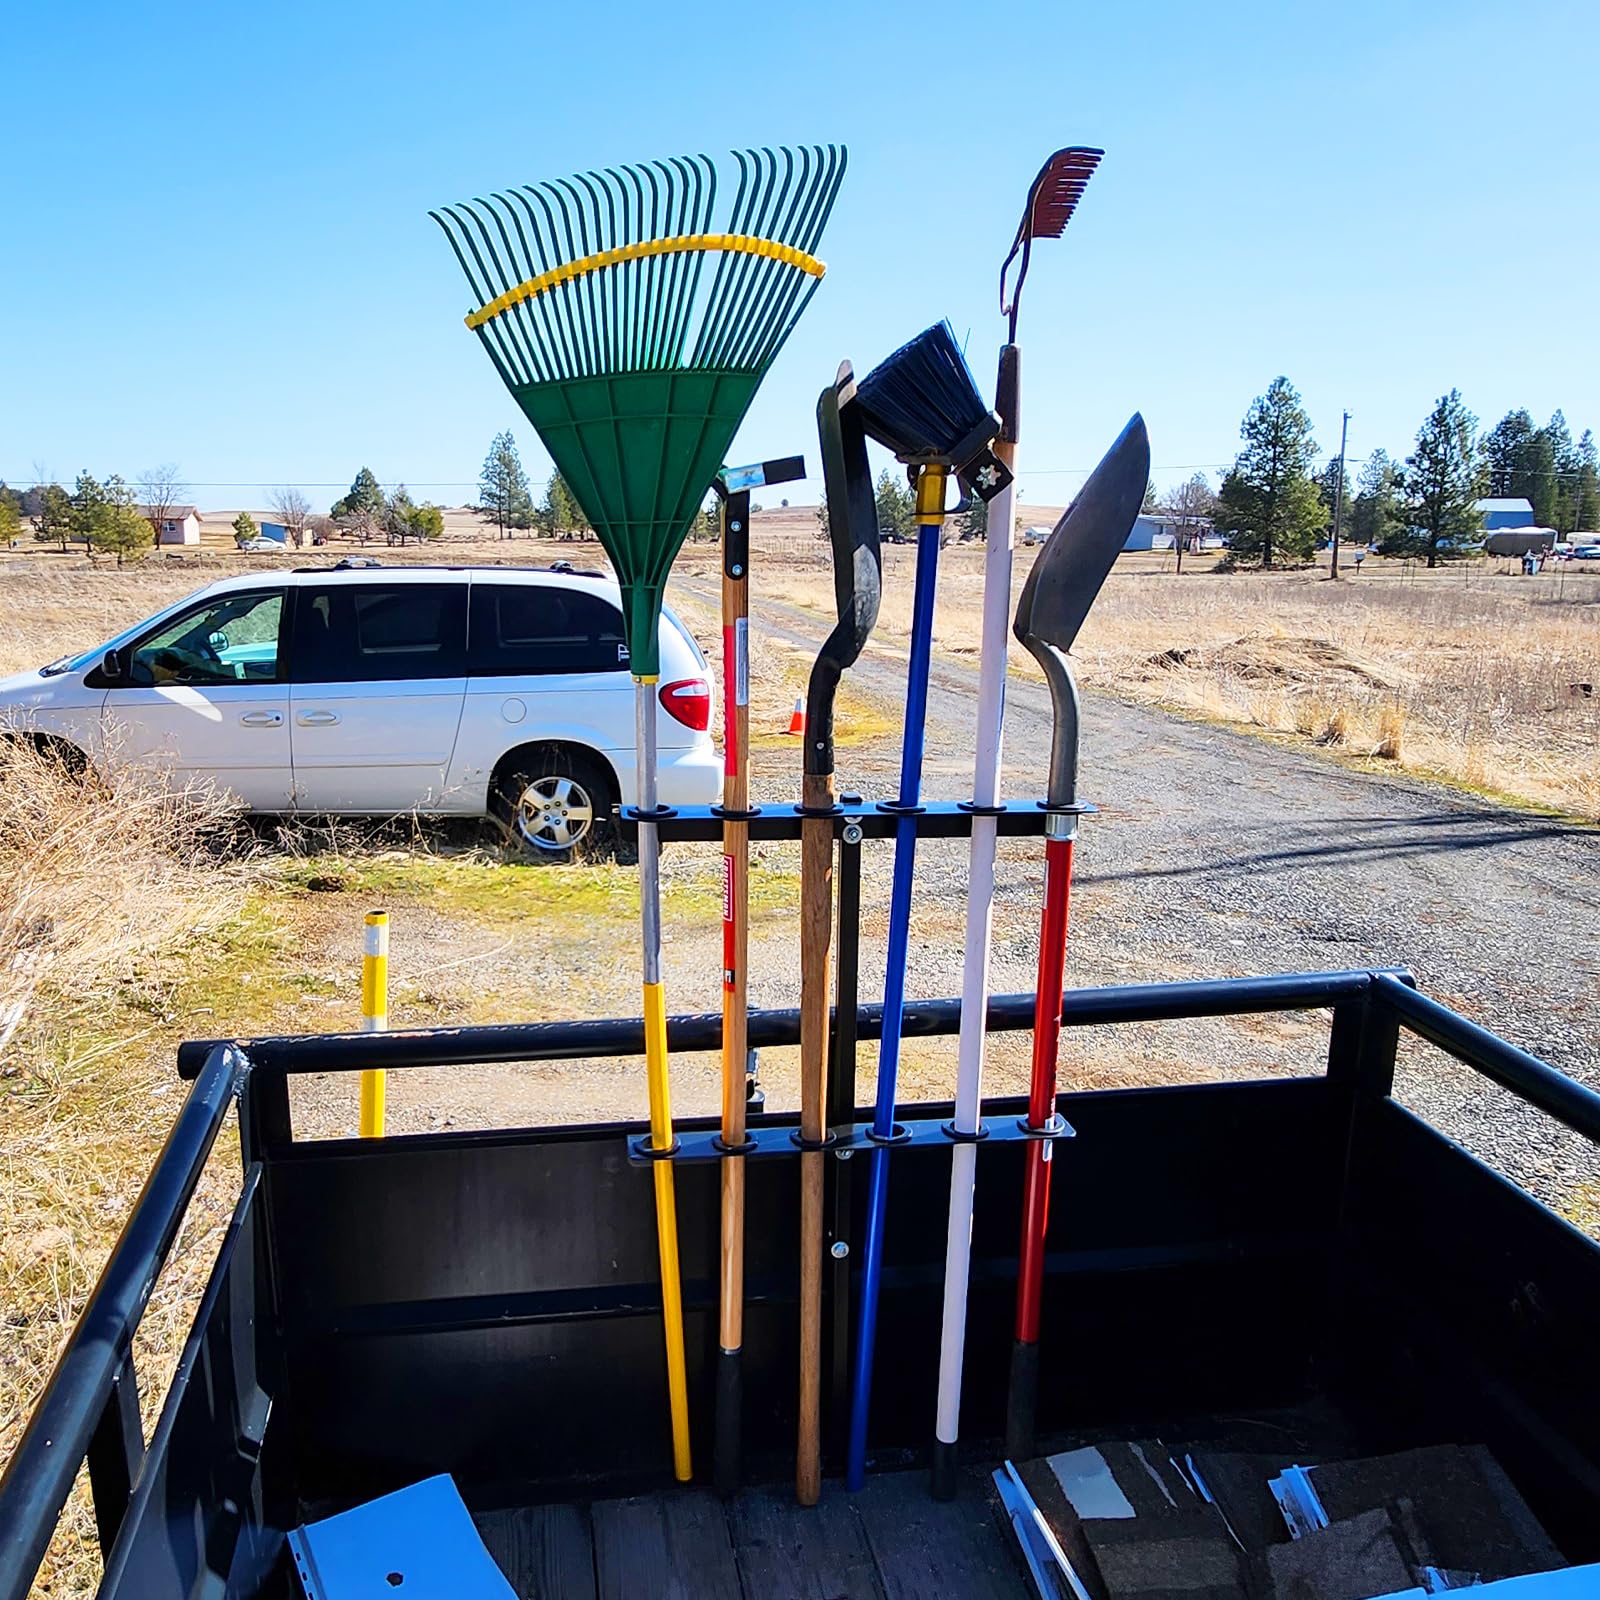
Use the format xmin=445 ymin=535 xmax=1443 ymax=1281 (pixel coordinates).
xmin=675 ymin=584 xmax=1600 ymax=1218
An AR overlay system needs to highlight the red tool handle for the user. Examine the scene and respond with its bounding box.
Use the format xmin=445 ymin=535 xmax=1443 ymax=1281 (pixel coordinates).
xmin=1015 ymin=835 xmax=1074 ymax=1344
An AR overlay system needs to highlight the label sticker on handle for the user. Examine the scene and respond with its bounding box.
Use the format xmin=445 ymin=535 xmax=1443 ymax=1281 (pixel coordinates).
xmin=735 ymin=618 xmax=748 ymax=707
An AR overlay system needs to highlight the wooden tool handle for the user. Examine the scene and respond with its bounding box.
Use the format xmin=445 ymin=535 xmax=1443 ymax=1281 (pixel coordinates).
xmin=796 ymin=768 xmax=834 ymax=1504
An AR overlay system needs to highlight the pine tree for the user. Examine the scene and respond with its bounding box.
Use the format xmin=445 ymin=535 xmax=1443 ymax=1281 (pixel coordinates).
xmin=539 ymin=471 xmax=583 ymax=539
xmin=33 ymin=484 xmax=72 ymax=551
xmin=479 ymin=432 xmax=533 ymax=538
xmin=1400 ymin=391 xmax=1483 ymax=567
xmin=331 ymin=466 xmax=386 ymax=522
xmin=0 ymin=495 xmax=19 ymax=546
xmin=1212 ymin=378 xmax=1323 ymax=566
xmin=80 ymin=475 xmax=152 ymax=567
xmin=1349 ymin=449 xmax=1404 ymax=551
xmin=957 ymin=488 xmax=988 ymax=542
xmin=874 ymin=468 xmax=913 ymax=543
xmin=1481 ymin=410 xmax=1536 ymax=500
xmin=1576 ymin=430 xmax=1600 ymax=535
xmin=232 ymin=511 xmax=259 ymax=546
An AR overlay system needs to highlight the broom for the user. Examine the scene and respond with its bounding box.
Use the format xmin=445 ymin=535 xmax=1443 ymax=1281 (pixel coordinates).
xmin=843 ymin=323 xmax=1012 ymax=1492
xmin=432 ymin=145 xmax=845 ymax=1483
xmin=1004 ymin=413 xmax=1149 ymax=1463
xmin=796 ymin=362 xmax=880 ymax=1505
xmin=931 ymin=146 xmax=1103 ymax=1501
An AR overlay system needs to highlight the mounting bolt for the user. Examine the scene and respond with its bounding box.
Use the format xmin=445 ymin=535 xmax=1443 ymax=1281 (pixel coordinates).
xmin=731 ymin=520 xmax=743 ymax=534
xmin=731 ymin=563 xmax=744 ymax=577
xmin=843 ymin=822 xmax=864 ymax=845
xmin=835 ymin=1146 xmax=854 ymax=1161
xmin=830 ymin=1241 xmax=849 ymax=1259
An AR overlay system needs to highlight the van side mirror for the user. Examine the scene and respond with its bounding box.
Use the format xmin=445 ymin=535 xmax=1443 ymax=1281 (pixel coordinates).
xmin=102 ymin=648 xmax=125 ymax=681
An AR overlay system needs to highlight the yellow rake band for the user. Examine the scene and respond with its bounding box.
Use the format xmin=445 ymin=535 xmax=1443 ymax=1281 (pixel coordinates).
xmin=465 ymin=233 xmax=826 ymax=329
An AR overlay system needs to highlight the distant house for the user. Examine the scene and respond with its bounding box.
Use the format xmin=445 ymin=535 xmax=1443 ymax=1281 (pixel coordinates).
xmin=1123 ymin=513 xmax=1178 ymax=552
xmin=140 ymin=504 xmax=202 ymax=545
xmin=1476 ymin=497 xmax=1534 ymax=532
xmin=257 ymin=522 xmax=290 ymax=545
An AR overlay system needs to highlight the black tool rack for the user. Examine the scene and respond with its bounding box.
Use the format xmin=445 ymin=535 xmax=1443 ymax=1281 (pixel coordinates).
xmin=620 ymin=797 xmax=1088 ymax=1166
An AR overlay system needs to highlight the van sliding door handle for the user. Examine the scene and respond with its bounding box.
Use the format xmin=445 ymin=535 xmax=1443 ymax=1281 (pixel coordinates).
xmin=240 ymin=710 xmax=284 ymax=727
xmin=296 ymin=710 xmax=340 ymax=727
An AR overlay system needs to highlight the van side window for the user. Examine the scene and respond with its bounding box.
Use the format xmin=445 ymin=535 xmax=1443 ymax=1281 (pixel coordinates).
xmin=468 ymin=584 xmax=629 ymax=676
xmin=126 ymin=591 xmax=285 ymax=686
xmin=293 ymin=584 xmax=467 ymax=683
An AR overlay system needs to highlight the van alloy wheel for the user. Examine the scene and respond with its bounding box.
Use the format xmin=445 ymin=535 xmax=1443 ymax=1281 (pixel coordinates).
xmin=514 ymin=774 xmax=594 ymax=852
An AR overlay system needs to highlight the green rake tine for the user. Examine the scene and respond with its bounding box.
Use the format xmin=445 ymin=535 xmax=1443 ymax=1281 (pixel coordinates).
xmin=697 ymin=146 xmax=774 ymax=369
xmin=586 ymin=169 xmax=625 ymax=374
xmin=554 ymin=176 xmax=605 ymax=378
xmin=464 ymin=199 xmax=544 ymax=386
xmin=655 ymin=155 xmax=710 ymax=370
xmin=717 ymin=145 xmax=804 ymax=371
xmin=477 ymin=195 xmax=552 ymax=385
xmin=740 ymin=143 xmax=812 ymax=365
xmin=441 ymin=203 xmax=533 ymax=385
xmin=532 ymin=181 xmax=596 ymax=378
xmin=613 ymin=164 xmax=644 ymax=370
xmin=648 ymin=156 xmax=696 ymax=369
xmin=530 ymin=179 xmax=584 ymax=376
xmin=635 ymin=162 xmax=667 ymax=370
xmin=739 ymin=147 xmax=833 ymax=369
xmin=511 ymin=187 xmax=581 ymax=380
xmin=627 ymin=163 xmax=655 ymax=369
xmin=574 ymin=170 xmax=618 ymax=373
xmin=429 ymin=206 xmax=491 ymax=305
xmin=493 ymin=190 xmax=560 ymax=385
xmin=691 ymin=146 xmax=761 ymax=369
xmin=738 ymin=143 xmax=844 ymax=370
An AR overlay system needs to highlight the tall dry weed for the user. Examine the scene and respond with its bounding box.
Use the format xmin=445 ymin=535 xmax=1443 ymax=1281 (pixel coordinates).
xmin=0 ymin=741 xmax=246 ymax=1050
xmin=0 ymin=741 xmax=255 ymax=1592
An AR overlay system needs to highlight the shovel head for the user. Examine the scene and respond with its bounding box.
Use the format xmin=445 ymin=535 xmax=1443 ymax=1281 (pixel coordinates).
xmin=806 ymin=362 xmax=883 ymax=778
xmin=1014 ymin=414 xmax=1149 ymax=653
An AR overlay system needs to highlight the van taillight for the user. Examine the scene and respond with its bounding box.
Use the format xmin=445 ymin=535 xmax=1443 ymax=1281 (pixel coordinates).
xmin=659 ymin=677 xmax=711 ymax=731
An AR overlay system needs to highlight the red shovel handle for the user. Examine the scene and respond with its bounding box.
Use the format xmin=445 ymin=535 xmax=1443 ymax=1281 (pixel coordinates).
xmin=1016 ymin=835 xmax=1074 ymax=1343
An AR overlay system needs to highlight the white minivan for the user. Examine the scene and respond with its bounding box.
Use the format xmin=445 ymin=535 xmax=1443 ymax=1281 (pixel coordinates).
xmin=0 ymin=562 xmax=720 ymax=857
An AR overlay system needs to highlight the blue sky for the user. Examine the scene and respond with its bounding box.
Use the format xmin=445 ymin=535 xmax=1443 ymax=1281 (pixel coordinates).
xmin=3 ymin=0 xmax=1597 ymax=511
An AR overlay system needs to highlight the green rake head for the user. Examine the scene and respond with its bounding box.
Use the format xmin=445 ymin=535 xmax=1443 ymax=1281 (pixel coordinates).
xmin=432 ymin=146 xmax=846 ymax=675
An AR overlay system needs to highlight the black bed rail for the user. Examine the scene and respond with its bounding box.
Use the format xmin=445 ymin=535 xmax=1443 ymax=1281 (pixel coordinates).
xmin=1372 ymin=971 xmax=1600 ymax=1145
xmin=6 ymin=967 xmax=1600 ymax=1600
xmin=175 ymin=968 xmax=1395 ymax=1078
xmin=0 ymin=1045 xmax=245 ymax=1600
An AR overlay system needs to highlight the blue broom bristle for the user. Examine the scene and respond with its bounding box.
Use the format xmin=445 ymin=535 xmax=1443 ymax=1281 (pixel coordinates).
xmin=853 ymin=322 xmax=991 ymax=460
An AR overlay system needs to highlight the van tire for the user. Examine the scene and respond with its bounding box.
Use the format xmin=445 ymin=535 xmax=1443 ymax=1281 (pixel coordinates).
xmin=492 ymin=746 xmax=621 ymax=863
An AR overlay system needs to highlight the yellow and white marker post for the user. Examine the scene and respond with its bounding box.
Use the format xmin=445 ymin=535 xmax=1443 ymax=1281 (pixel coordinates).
xmin=359 ymin=910 xmax=388 ymax=1137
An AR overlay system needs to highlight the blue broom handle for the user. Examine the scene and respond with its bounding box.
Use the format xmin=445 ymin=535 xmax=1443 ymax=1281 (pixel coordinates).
xmin=847 ymin=516 xmax=942 ymax=1489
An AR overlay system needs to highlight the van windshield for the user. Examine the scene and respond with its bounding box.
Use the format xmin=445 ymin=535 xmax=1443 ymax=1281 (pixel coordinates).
xmin=37 ymin=596 xmax=207 ymax=676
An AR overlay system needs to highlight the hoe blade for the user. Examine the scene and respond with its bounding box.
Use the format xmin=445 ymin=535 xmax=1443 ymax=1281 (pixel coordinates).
xmin=1014 ymin=414 xmax=1149 ymax=652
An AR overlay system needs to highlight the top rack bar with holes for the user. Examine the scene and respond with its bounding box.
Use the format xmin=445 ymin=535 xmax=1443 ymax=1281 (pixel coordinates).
xmin=619 ymin=799 xmax=1085 ymax=844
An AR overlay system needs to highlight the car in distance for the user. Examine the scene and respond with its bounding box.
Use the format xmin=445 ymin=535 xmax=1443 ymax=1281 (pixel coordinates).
xmin=0 ymin=563 xmax=719 ymax=859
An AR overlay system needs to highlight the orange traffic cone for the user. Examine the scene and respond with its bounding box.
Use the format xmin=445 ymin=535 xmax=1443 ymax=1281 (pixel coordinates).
xmin=786 ymin=696 xmax=806 ymax=736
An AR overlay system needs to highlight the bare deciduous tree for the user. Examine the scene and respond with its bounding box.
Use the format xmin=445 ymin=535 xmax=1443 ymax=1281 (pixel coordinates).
xmin=1163 ymin=472 xmax=1218 ymax=575
xmin=136 ymin=463 xmax=188 ymax=543
xmin=270 ymin=486 xmax=312 ymax=549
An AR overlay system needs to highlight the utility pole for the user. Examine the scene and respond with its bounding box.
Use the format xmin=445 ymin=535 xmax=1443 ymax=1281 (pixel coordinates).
xmin=1331 ymin=410 xmax=1350 ymax=578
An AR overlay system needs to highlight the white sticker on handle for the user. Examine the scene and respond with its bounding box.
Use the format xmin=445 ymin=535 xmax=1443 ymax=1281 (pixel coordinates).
xmin=735 ymin=617 xmax=749 ymax=706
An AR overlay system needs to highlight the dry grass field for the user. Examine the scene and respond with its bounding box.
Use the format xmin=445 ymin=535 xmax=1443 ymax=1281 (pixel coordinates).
xmin=729 ymin=508 xmax=1600 ymax=820
xmin=1 ymin=514 xmax=1596 ymax=1591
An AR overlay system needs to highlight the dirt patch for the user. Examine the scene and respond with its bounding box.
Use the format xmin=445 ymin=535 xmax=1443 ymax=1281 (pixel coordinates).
xmin=1141 ymin=634 xmax=1397 ymax=692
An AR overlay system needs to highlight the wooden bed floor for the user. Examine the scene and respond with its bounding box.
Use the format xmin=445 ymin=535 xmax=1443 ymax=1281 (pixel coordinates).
xmin=472 ymin=1467 xmax=1030 ymax=1600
